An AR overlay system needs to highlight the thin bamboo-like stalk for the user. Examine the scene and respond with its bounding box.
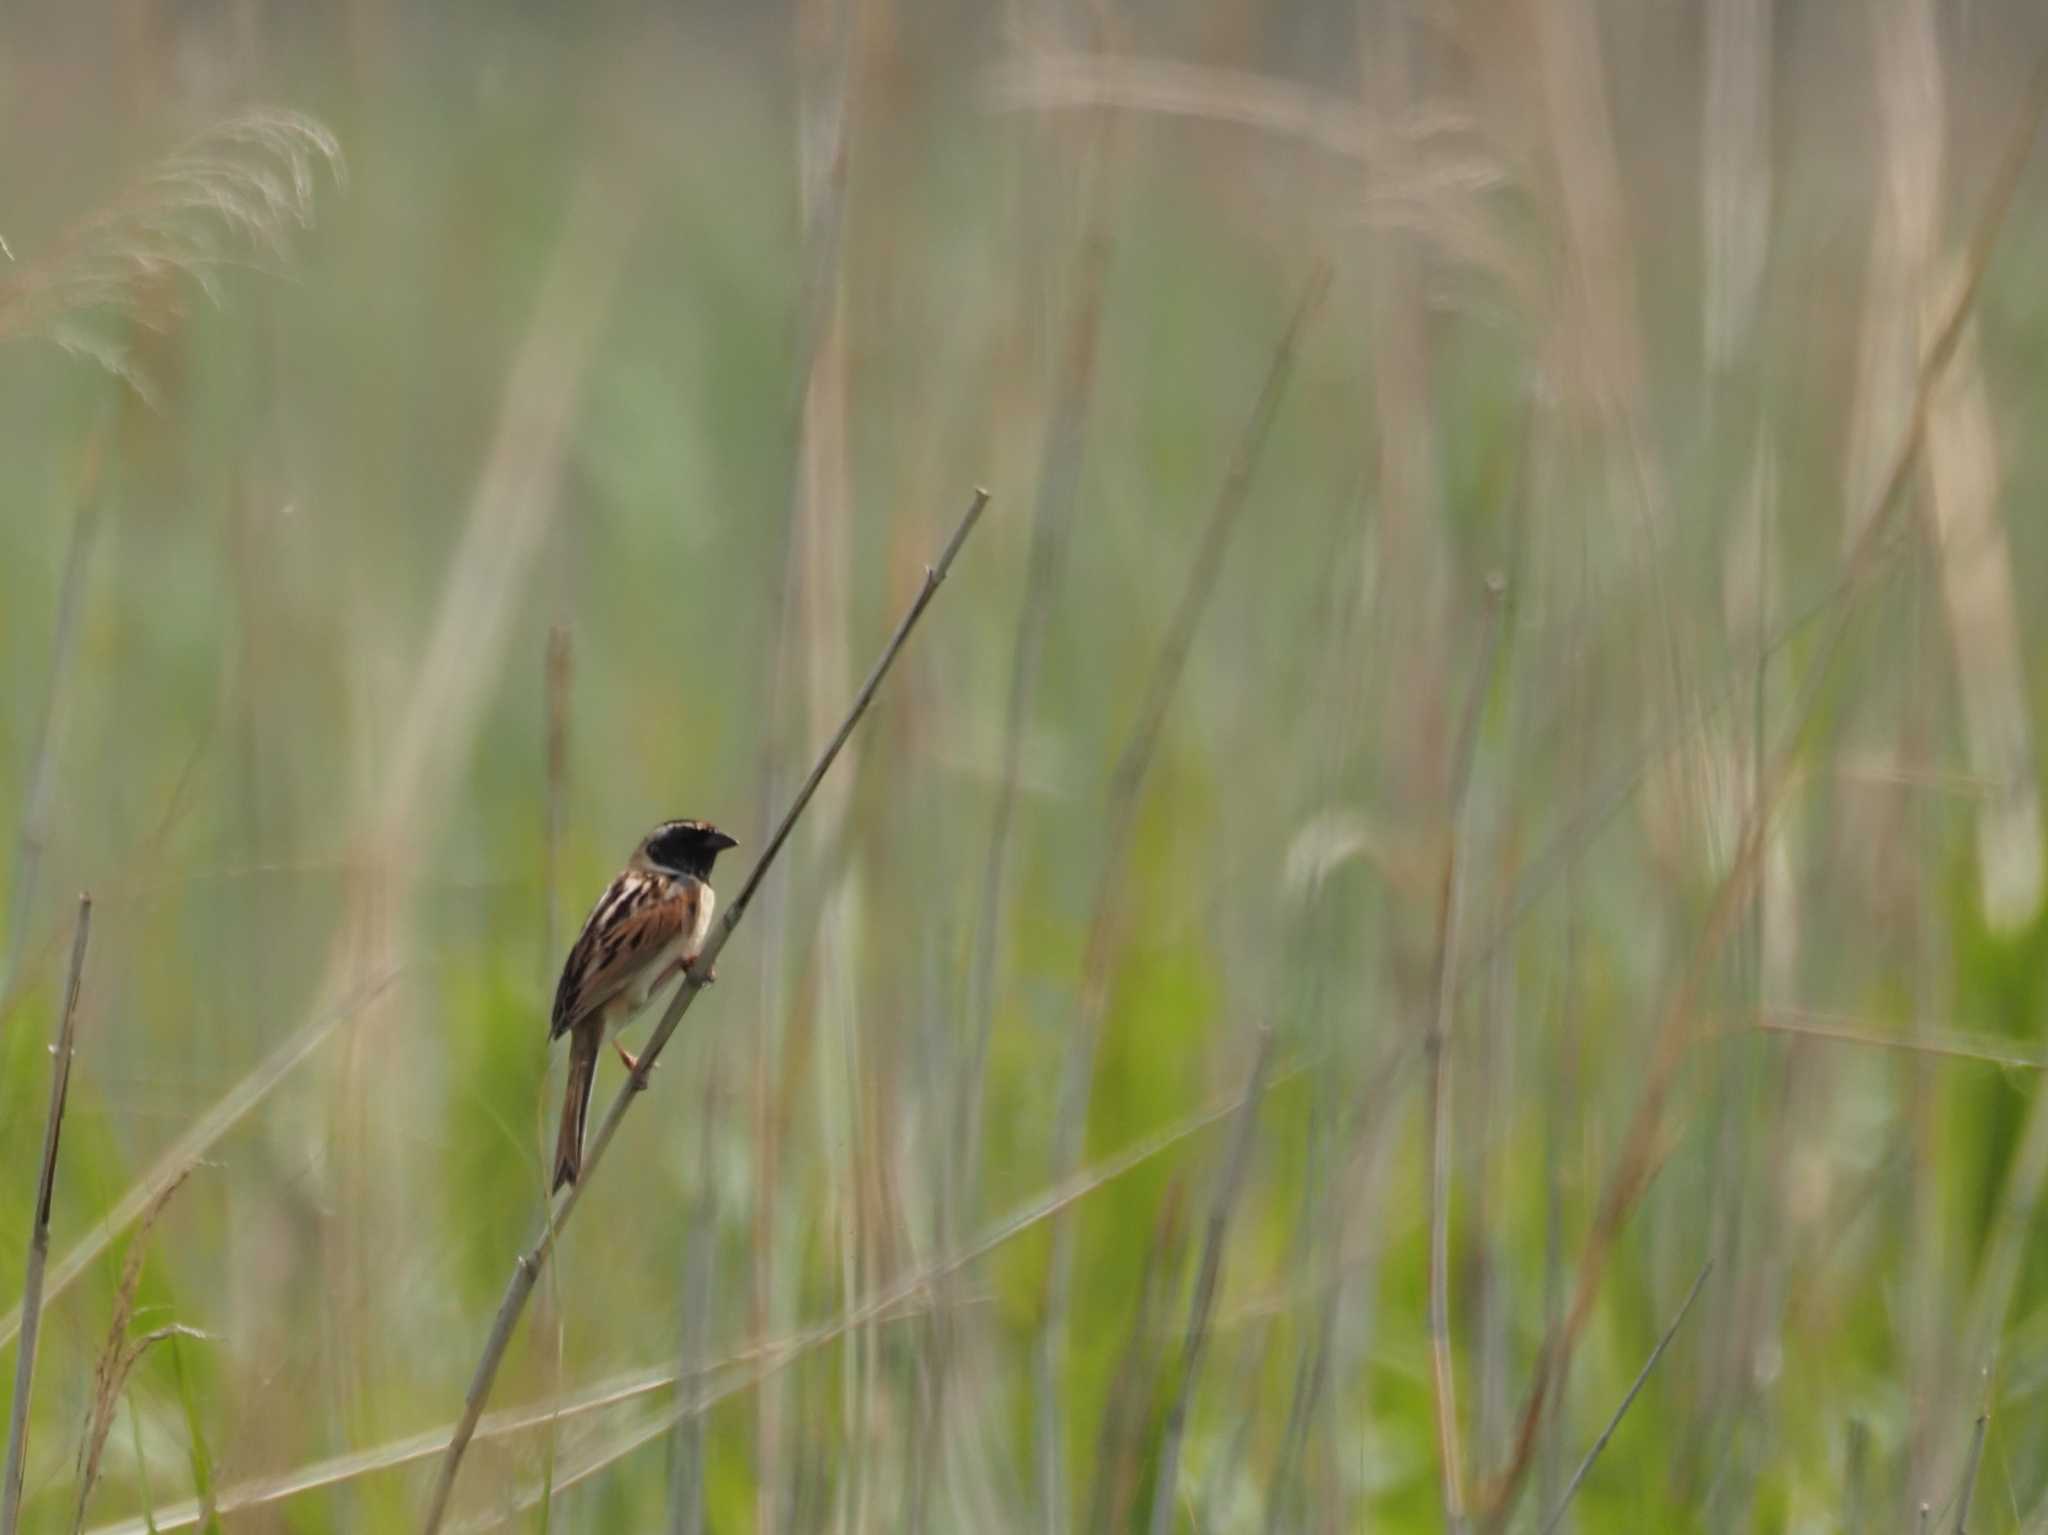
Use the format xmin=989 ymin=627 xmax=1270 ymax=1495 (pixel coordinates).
xmin=1084 ymin=1184 xmax=1184 ymax=1535
xmin=92 ymin=1054 xmax=1276 ymax=1535
xmin=535 ymin=624 xmax=571 ymax=1531
xmin=0 ymin=970 xmax=393 ymax=1358
xmin=952 ymin=98 xmax=1121 ymax=1535
xmin=1 ymin=895 xmax=92 ymax=1535
xmin=1145 ymin=1025 xmax=1274 ymax=1535
xmin=455 ymin=1062 xmax=1297 ymax=1535
xmin=0 ymin=435 xmax=105 ymax=1023
xmin=664 ymin=1062 xmax=720 ymax=1535
xmin=1035 ymin=266 xmax=1327 ymax=1526
xmin=1536 ymin=1261 xmax=1710 ymax=1535
xmin=957 ymin=105 xmax=1119 ymax=1233
xmin=542 ymin=626 xmax=570 ymax=980
xmin=417 ymin=487 xmax=989 ymax=1535
xmin=748 ymin=5 xmax=862 ymax=1516
xmin=1952 ymin=1396 xmax=1988 ymax=1534
xmin=1424 ymin=579 xmax=1507 ymax=1533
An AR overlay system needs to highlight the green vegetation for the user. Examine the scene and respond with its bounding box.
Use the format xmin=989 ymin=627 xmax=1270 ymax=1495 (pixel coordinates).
xmin=3 ymin=5 xmax=2048 ymax=1530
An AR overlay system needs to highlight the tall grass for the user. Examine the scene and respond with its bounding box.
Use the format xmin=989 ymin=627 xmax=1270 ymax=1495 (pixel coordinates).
xmin=4 ymin=5 xmax=2048 ymax=1533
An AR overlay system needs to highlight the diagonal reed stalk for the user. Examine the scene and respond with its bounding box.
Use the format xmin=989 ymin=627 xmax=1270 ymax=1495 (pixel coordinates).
xmin=417 ymin=486 xmax=990 ymax=1534
xmin=1035 ymin=262 xmax=1328 ymax=1526
xmin=0 ymin=971 xmax=397 ymax=1355
xmin=88 ymin=1055 xmax=1285 ymax=1535
xmin=451 ymin=1061 xmax=1298 ymax=1535
xmin=1536 ymin=1259 xmax=1710 ymax=1535
xmin=1145 ymin=1024 xmax=1275 ymax=1534
xmin=1 ymin=894 xmax=92 ymax=1535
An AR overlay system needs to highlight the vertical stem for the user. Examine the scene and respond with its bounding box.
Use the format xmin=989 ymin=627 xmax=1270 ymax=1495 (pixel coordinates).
xmin=1 ymin=435 xmax=105 ymax=1021
xmin=667 ymin=1063 xmax=721 ymax=1535
xmin=1145 ymin=1026 xmax=1275 ymax=1535
xmin=543 ymin=625 xmax=571 ymax=979
xmin=1 ymin=894 xmax=92 ymax=1535
xmin=1036 ymin=267 xmax=1327 ymax=1529
xmin=1426 ymin=579 xmax=1507 ymax=1532
xmin=535 ymin=624 xmax=571 ymax=1532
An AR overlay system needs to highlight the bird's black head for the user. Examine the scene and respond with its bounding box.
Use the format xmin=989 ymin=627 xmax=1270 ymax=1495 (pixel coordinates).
xmin=642 ymin=819 xmax=739 ymax=880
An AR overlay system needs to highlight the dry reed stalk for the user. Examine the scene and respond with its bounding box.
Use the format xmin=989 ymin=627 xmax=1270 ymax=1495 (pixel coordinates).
xmin=1536 ymin=1260 xmax=1710 ymax=1535
xmin=86 ymin=1299 xmax=949 ymax=1535
xmin=0 ymin=432 xmax=106 ymax=1027
xmin=320 ymin=150 xmax=639 ymax=1450
xmin=535 ymin=624 xmax=572 ymax=1529
xmin=1358 ymin=0 xmax=1453 ymax=834
xmin=1702 ymin=0 xmax=1771 ymax=372
xmin=988 ymin=48 xmax=1492 ymax=180
xmin=1084 ymin=1184 xmax=1185 ymax=1535
xmin=1034 ymin=266 xmax=1327 ymax=1527
xmin=543 ymin=626 xmax=571 ymax=981
xmin=747 ymin=4 xmax=863 ymax=1516
xmin=1848 ymin=0 xmax=2041 ymax=934
xmin=1145 ymin=1026 xmax=1274 ymax=1535
xmin=443 ymin=1062 xmax=1295 ymax=1535
xmin=952 ymin=97 xmax=1122 ymax=1535
xmin=1953 ymin=1392 xmax=1988 ymax=1534
xmin=991 ymin=44 xmax=1536 ymax=323
xmin=1423 ymin=578 xmax=1508 ymax=1532
xmin=783 ymin=4 xmax=876 ymax=1520
xmin=946 ymin=88 xmax=1121 ymax=1535
xmin=1 ymin=895 xmax=91 ymax=1535
xmin=0 ymin=970 xmax=393 ymax=1355
xmin=664 ymin=1063 xmax=722 ymax=1535
xmin=1753 ymin=1006 xmax=2048 ymax=1071
xmin=957 ymin=98 xmax=1119 ymax=1233
xmin=417 ymin=488 xmax=989 ymax=1535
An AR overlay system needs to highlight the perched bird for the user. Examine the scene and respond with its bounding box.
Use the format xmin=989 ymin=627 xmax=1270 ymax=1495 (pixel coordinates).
xmin=549 ymin=818 xmax=738 ymax=1190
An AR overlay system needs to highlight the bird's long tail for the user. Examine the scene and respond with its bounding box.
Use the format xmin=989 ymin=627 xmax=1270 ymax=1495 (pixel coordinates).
xmin=553 ymin=1027 xmax=598 ymax=1191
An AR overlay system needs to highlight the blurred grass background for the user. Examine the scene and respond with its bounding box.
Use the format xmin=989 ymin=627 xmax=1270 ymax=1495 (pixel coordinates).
xmin=5 ymin=1 xmax=2048 ymax=1530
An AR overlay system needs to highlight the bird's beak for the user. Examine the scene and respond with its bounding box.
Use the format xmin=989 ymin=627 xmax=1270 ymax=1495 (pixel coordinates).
xmin=712 ymin=831 xmax=739 ymax=851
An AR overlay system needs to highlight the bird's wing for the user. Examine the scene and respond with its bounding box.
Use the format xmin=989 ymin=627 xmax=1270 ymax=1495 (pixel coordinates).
xmin=549 ymin=872 xmax=698 ymax=1038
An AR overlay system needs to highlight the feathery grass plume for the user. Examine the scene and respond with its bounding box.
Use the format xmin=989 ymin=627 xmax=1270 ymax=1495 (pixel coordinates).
xmin=73 ymin=1174 xmax=197 ymax=1534
xmin=0 ymin=109 xmax=342 ymax=395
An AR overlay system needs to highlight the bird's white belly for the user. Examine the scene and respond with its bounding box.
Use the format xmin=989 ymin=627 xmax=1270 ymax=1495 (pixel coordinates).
xmin=616 ymin=879 xmax=715 ymax=1020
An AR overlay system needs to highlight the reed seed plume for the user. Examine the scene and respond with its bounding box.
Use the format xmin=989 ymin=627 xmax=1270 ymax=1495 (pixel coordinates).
xmin=72 ymin=1173 xmax=195 ymax=1535
xmin=0 ymin=109 xmax=342 ymax=391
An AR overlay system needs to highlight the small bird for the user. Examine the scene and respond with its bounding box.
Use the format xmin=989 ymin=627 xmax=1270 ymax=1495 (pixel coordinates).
xmin=549 ymin=818 xmax=738 ymax=1190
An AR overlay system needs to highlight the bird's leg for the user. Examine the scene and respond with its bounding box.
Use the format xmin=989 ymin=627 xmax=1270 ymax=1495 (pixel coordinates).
xmin=682 ymin=952 xmax=718 ymax=985
xmin=613 ymin=1038 xmax=647 ymax=1077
